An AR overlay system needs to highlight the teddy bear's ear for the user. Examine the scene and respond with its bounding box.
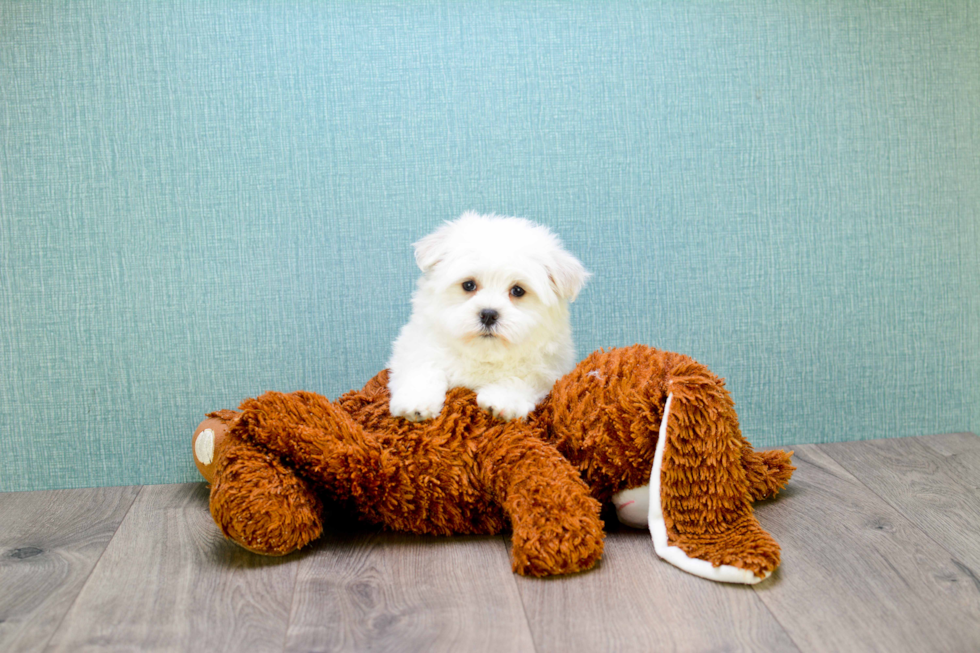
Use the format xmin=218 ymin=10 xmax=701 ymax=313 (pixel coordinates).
xmin=547 ymin=249 xmax=591 ymax=302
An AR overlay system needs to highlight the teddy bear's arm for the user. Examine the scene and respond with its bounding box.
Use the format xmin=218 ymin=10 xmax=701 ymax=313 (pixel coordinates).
xmin=476 ymin=422 xmax=605 ymax=576
xmin=233 ymin=391 xmax=388 ymax=506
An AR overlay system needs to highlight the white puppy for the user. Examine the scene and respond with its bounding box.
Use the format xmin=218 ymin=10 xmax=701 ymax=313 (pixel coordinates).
xmin=387 ymin=212 xmax=590 ymax=422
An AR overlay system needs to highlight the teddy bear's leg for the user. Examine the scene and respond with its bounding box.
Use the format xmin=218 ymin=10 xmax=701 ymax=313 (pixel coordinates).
xmin=195 ymin=411 xmax=324 ymax=556
xmin=477 ymin=422 xmax=605 ymax=577
xmin=654 ymin=377 xmax=782 ymax=583
xmin=231 ymin=391 xmax=388 ymax=506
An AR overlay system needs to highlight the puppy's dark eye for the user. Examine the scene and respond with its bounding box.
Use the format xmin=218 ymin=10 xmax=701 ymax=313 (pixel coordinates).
xmin=510 ymin=285 xmax=526 ymax=298
xmin=462 ymin=280 xmax=477 ymax=292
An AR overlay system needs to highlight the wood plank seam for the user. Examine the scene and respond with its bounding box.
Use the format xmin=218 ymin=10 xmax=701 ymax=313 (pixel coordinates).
xmin=279 ymin=554 xmax=303 ymax=653
xmin=818 ymin=438 xmax=980 ymax=584
xmin=748 ymin=444 xmax=980 ymax=652
xmin=818 ymin=441 xmax=978 ymax=562
xmin=504 ymin=533 xmax=542 ymax=653
xmin=38 ymin=485 xmax=145 ymax=652
xmin=745 ymin=479 xmax=808 ymax=653
xmin=750 ymin=582 xmax=805 ymax=653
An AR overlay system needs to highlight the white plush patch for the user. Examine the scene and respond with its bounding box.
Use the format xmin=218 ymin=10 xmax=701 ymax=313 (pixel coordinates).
xmin=612 ymin=484 xmax=649 ymax=528
xmin=195 ymin=428 xmax=215 ymax=466
xmin=646 ymin=393 xmax=768 ymax=585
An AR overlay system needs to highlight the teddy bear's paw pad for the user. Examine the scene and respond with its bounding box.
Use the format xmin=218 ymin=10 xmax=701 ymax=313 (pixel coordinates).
xmin=193 ymin=414 xmax=237 ymax=481
xmin=196 ymin=428 xmax=215 ymax=466
xmin=663 ymin=516 xmax=781 ymax=583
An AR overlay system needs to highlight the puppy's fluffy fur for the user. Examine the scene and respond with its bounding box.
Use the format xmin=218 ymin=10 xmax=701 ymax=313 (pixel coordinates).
xmin=388 ymin=212 xmax=589 ymax=421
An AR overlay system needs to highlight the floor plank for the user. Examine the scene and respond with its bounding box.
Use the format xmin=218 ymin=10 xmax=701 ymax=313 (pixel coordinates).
xmin=284 ymin=530 xmax=535 ymax=653
xmin=913 ymin=432 xmax=980 ymax=458
xmin=0 ymin=486 xmax=139 ymax=653
xmin=4 ymin=434 xmax=980 ymax=652
xmin=44 ymin=483 xmax=299 ymax=653
xmin=914 ymin=432 xmax=980 ymax=491
xmin=515 ymin=526 xmax=799 ymax=653
xmin=751 ymin=444 xmax=980 ymax=653
xmin=821 ymin=436 xmax=980 ymax=572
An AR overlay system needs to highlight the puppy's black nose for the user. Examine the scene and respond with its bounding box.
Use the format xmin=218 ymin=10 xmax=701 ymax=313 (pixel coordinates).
xmin=479 ymin=309 xmax=499 ymax=327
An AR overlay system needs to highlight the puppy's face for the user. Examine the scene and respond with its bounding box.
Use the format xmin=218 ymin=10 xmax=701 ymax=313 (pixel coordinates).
xmin=425 ymin=267 xmax=545 ymax=347
xmin=411 ymin=213 xmax=589 ymax=351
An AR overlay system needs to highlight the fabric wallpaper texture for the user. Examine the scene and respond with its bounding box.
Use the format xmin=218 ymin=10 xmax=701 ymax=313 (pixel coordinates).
xmin=1 ymin=1 xmax=978 ymax=491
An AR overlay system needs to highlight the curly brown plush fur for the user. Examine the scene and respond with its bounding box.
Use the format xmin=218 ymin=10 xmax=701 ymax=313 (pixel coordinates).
xmin=538 ymin=346 xmax=794 ymax=577
xmin=201 ymin=410 xmax=324 ymax=556
xmin=194 ymin=345 xmax=793 ymax=579
xmin=201 ymin=382 xmax=605 ymax=576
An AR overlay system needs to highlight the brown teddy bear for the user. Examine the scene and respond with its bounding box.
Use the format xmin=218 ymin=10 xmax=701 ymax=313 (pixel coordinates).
xmin=193 ymin=345 xmax=793 ymax=582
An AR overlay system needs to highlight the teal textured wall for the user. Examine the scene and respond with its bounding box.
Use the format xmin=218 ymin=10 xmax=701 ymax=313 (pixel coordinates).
xmin=2 ymin=1 xmax=978 ymax=492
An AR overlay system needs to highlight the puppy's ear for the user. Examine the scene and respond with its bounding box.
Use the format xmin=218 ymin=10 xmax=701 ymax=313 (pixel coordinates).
xmin=414 ymin=213 xmax=481 ymax=272
xmin=548 ymin=250 xmax=591 ymax=302
xmin=413 ymin=228 xmax=448 ymax=272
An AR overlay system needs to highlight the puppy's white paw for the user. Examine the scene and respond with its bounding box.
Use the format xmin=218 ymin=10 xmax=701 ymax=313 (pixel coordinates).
xmin=389 ymin=385 xmax=446 ymax=422
xmin=476 ymin=386 xmax=537 ymax=421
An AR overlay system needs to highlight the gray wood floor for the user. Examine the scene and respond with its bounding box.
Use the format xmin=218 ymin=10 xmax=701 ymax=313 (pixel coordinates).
xmin=2 ymin=433 xmax=979 ymax=653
